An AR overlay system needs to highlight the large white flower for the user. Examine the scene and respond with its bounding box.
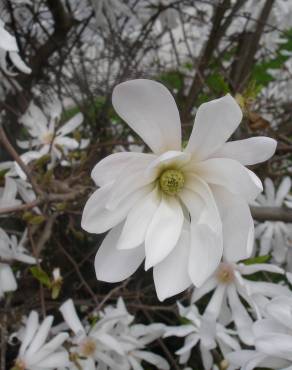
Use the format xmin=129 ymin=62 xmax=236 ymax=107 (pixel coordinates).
xmin=227 ymin=296 xmax=292 ymax=370
xmin=13 ymin=311 xmax=69 ymax=370
xmin=81 ymin=79 xmax=277 ymax=301
xmin=254 ymin=177 xmax=292 ymax=264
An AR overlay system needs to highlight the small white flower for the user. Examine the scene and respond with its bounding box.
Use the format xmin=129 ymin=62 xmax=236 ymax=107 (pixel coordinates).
xmin=227 ymin=296 xmax=292 ymax=370
xmin=82 ymin=79 xmax=276 ymax=301
xmin=18 ymin=101 xmax=84 ymax=168
xmin=254 ymin=177 xmax=292 ymax=264
xmin=164 ymin=303 xmax=239 ymax=370
xmin=192 ymin=246 xmax=290 ymax=345
xmin=13 ymin=311 xmax=69 ymax=370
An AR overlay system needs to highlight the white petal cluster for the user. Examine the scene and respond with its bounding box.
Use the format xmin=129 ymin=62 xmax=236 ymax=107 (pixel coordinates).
xmin=13 ymin=311 xmax=69 ymax=370
xmin=0 ymin=18 xmax=31 ymax=74
xmin=0 ymin=228 xmax=35 ymax=297
xmin=59 ymin=297 xmax=169 ymax=370
xmin=227 ymin=296 xmax=292 ymax=370
xmin=18 ymin=101 xmax=87 ymax=169
xmin=254 ymin=177 xmax=292 ymax=264
xmin=82 ymin=78 xmax=277 ymax=301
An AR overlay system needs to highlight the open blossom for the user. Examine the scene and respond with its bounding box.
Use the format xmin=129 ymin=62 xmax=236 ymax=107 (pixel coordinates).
xmin=18 ymin=101 xmax=85 ymax=168
xmin=82 ymin=79 xmax=277 ymax=301
xmin=192 ymin=257 xmax=290 ymax=345
xmin=254 ymin=177 xmax=292 ymax=264
xmin=164 ymin=302 xmax=239 ymax=370
xmin=13 ymin=311 xmax=69 ymax=370
xmin=0 ymin=18 xmax=31 ymax=74
xmin=60 ymin=297 xmax=168 ymax=370
xmin=227 ymin=296 xmax=292 ymax=370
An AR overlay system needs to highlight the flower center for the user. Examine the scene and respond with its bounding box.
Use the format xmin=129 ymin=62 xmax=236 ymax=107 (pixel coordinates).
xmin=13 ymin=359 xmax=26 ymax=370
xmin=216 ymin=263 xmax=235 ymax=284
xmin=159 ymin=169 xmax=184 ymax=195
xmin=80 ymin=338 xmax=96 ymax=357
xmin=42 ymin=132 xmax=54 ymax=145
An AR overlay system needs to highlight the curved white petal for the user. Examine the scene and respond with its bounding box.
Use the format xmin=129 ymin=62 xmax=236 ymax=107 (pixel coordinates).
xmin=55 ymin=136 xmax=79 ymax=150
xmin=275 ymin=177 xmax=291 ymax=206
xmin=95 ymin=224 xmax=145 ymax=282
xmin=57 ymin=113 xmax=83 ymax=136
xmin=59 ymin=299 xmax=85 ymax=335
xmin=81 ymin=184 xmax=152 ymax=234
xmin=212 ymin=185 xmax=254 ymax=262
xmin=195 ymin=158 xmax=262 ymax=202
xmin=185 ymin=94 xmax=242 ymax=160
xmin=31 ymin=351 xmax=69 ymax=368
xmin=26 ymin=316 xmax=54 ymax=356
xmin=145 ymin=195 xmax=184 ymax=269
xmin=0 ymin=264 xmax=17 ymax=292
xmin=211 ymin=137 xmax=277 ymax=165
xmin=153 ymin=228 xmax=191 ymax=301
xmin=184 ymin=174 xmax=222 ymax=234
xmin=264 ymin=178 xmax=276 ymax=205
xmin=227 ymin=285 xmax=254 ymax=345
xmin=91 ymin=152 xmax=155 ymax=187
xmin=112 ymin=79 xmax=181 ymax=154
xmin=191 ymin=277 xmax=217 ymax=303
xmin=188 ymin=224 xmax=223 ymax=287
xmin=19 ymin=311 xmax=39 ymax=356
xmin=117 ymin=187 xmax=160 ymax=250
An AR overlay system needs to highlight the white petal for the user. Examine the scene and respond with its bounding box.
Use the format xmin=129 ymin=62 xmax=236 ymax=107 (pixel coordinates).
xmin=205 ymin=285 xmax=226 ymax=320
xmin=81 ymin=183 xmax=152 ymax=234
xmin=212 ymin=185 xmax=254 ymax=262
xmin=57 ymin=113 xmax=83 ymax=136
xmin=26 ymin=316 xmax=54 ymax=356
xmin=275 ymin=177 xmax=291 ymax=206
xmin=19 ymin=311 xmax=39 ymax=356
xmin=0 ymin=27 xmax=18 ymax=51
xmin=91 ymin=152 xmax=154 ymax=187
xmin=239 ymin=263 xmax=283 ymax=275
xmin=153 ymin=228 xmax=192 ymax=301
xmin=226 ymin=351 xmax=266 ymax=370
xmin=9 ymin=51 xmax=31 ymax=73
xmin=211 ymin=137 xmax=277 ymax=165
xmin=117 ymin=187 xmax=160 ymax=250
xmin=188 ymin=224 xmax=223 ymax=287
xmin=184 ymin=175 xmax=221 ymax=234
xmin=112 ymin=79 xmax=181 ymax=154
xmin=185 ymin=94 xmax=242 ymax=160
xmin=59 ymin=299 xmax=85 ymax=335
xmin=94 ymin=224 xmax=145 ymax=282
xmin=195 ymin=158 xmax=262 ymax=202
xmin=0 ymin=264 xmax=17 ymax=293
xmin=145 ymin=195 xmax=184 ymax=269
xmin=33 ymin=351 xmax=69 ymax=368
xmin=191 ymin=277 xmax=218 ymax=303
xmin=55 ymin=136 xmax=79 ymax=150
xmin=264 ymin=178 xmax=275 ymax=205
xmin=133 ymin=350 xmax=170 ymax=370
xmin=227 ymin=285 xmax=254 ymax=345
xmin=256 ymin=334 xmax=292 ymax=361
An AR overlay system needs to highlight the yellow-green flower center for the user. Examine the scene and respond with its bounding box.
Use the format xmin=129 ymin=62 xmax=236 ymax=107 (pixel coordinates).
xmin=159 ymin=169 xmax=184 ymax=196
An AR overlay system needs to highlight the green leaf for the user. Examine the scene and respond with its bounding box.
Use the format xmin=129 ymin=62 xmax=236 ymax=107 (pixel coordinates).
xmin=30 ymin=266 xmax=51 ymax=288
xmin=243 ymin=255 xmax=271 ymax=265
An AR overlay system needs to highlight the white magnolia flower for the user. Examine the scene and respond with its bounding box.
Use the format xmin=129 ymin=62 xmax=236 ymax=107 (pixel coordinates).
xmin=254 ymin=177 xmax=292 ymax=264
xmin=0 ymin=18 xmax=31 ymax=74
xmin=164 ymin=303 xmax=239 ymax=370
xmin=192 ymin=247 xmax=290 ymax=345
xmin=0 ymin=228 xmax=35 ymax=297
xmin=0 ymin=177 xmax=21 ymax=211
xmin=60 ymin=297 xmax=169 ymax=370
xmin=227 ymin=296 xmax=292 ymax=370
xmin=18 ymin=101 xmax=85 ymax=167
xmin=82 ymin=79 xmax=276 ymax=300
xmin=13 ymin=311 xmax=69 ymax=370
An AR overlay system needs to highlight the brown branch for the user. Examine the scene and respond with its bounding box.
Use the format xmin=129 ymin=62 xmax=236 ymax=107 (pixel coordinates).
xmin=251 ymin=206 xmax=292 ymax=223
